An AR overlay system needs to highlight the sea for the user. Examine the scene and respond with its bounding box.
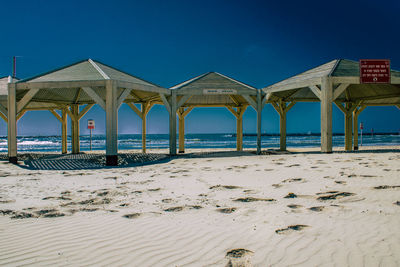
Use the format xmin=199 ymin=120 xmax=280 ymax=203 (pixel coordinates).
xmin=0 ymin=133 xmax=399 ymax=153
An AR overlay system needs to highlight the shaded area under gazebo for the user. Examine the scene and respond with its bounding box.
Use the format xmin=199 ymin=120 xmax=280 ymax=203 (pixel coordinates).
xmin=262 ymin=59 xmax=400 ymax=152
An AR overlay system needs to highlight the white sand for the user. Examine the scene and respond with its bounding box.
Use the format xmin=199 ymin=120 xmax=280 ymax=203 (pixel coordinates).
xmin=0 ymin=146 xmax=399 ymax=266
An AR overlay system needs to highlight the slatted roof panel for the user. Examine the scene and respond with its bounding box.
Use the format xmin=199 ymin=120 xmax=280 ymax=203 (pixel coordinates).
xmin=18 ymin=59 xmax=161 ymax=88
xmin=171 ymin=72 xmax=257 ymax=93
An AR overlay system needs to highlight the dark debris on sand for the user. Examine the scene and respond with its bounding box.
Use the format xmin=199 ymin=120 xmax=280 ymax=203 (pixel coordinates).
xmin=234 ymin=197 xmax=276 ymax=203
xmin=217 ymin=208 xmax=236 ymax=214
xmin=275 ymin=224 xmax=309 ymax=234
xmin=317 ymin=192 xmax=355 ymax=201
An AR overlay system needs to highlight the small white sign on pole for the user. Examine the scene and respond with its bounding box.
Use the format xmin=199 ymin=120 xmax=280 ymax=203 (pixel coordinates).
xmin=87 ymin=119 xmax=95 ymax=151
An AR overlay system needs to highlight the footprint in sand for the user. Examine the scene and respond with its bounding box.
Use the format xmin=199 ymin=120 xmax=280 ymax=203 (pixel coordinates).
xmin=275 ymin=224 xmax=309 ymax=234
xmin=217 ymin=207 xmax=236 ymax=214
xmin=225 ymin=248 xmax=254 ymax=267
xmin=374 ymin=185 xmax=400 ymax=190
xmin=309 ymin=206 xmax=324 ymax=212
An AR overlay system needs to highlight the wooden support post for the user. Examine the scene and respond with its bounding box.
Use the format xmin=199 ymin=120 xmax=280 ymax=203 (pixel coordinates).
xmin=7 ymin=83 xmax=17 ymax=163
xmin=344 ymin=102 xmax=353 ymax=151
xmin=105 ymin=80 xmax=118 ymax=165
xmin=71 ymin=105 xmax=80 ymax=154
xmin=353 ymin=105 xmax=366 ymax=150
xmin=178 ymin=108 xmax=185 ymax=153
xmin=141 ymin=102 xmax=153 ymax=153
xmin=320 ymin=77 xmax=333 ymax=153
xmin=62 ymin=109 xmax=68 ymax=154
xmin=280 ymin=108 xmax=287 ymax=151
xmin=170 ymin=91 xmax=177 ymax=155
xmin=256 ymin=90 xmax=262 ymax=154
xmin=236 ymin=107 xmax=246 ymax=151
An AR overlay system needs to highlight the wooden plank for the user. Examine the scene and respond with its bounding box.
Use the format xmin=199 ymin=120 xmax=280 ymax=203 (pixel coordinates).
xmin=334 ymin=101 xmax=347 ymax=114
xmin=17 ymin=110 xmax=26 ymax=121
xmin=8 ymin=83 xmax=17 ymax=162
xmin=0 ymin=111 xmax=7 ymax=122
xmin=89 ymin=59 xmax=110 ymax=79
xmin=333 ymin=83 xmax=350 ymax=100
xmin=116 ymin=80 xmax=170 ymax=94
xmin=270 ymin=101 xmax=282 ymax=116
xmin=160 ymin=94 xmax=171 ymax=113
xmin=78 ymin=104 xmax=94 ymax=120
xmin=117 ymin=88 xmax=132 ymax=108
xmin=182 ymin=107 xmax=193 ymax=117
xmin=309 ymin=85 xmax=321 ymax=100
xmin=226 ymin=106 xmax=239 ymax=119
xmin=64 ymin=107 xmax=74 ymax=121
xmin=236 ymin=106 xmax=246 ymax=151
xmin=0 ymin=103 xmax=7 ymax=117
xmin=177 ymin=95 xmax=192 ymax=109
xmin=49 ymin=109 xmax=62 ymax=122
xmin=127 ymin=102 xmax=143 ymax=119
xmin=286 ymin=101 xmax=296 ymax=112
xmin=82 ymin=87 xmax=106 ymax=110
xmin=229 ymin=95 xmax=240 ymax=106
xmin=320 ymin=77 xmax=333 ymax=153
xmin=242 ymin=94 xmax=257 ymax=110
xmin=17 ymin=88 xmax=39 ymax=113
xmin=73 ymin=88 xmax=82 ymax=103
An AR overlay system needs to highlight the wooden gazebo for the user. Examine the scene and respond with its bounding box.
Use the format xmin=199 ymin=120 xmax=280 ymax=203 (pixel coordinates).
xmin=164 ymin=72 xmax=265 ymax=155
xmin=6 ymin=59 xmax=169 ymax=165
xmin=262 ymin=59 xmax=400 ymax=152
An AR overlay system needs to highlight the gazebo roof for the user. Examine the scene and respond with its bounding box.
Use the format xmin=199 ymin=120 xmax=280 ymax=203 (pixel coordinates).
xmin=263 ymin=59 xmax=400 ymax=105
xmin=13 ymin=59 xmax=168 ymax=107
xmin=170 ymin=72 xmax=258 ymax=107
xmin=19 ymin=59 xmax=161 ymax=88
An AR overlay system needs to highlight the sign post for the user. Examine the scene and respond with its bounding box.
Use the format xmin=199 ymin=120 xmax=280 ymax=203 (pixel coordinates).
xmin=360 ymin=59 xmax=390 ymax=84
xmin=360 ymin=122 xmax=364 ymax=147
xmin=87 ymin=119 xmax=95 ymax=151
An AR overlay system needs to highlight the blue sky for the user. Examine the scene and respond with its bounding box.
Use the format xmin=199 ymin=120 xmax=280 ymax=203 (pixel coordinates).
xmin=0 ymin=0 xmax=399 ymax=135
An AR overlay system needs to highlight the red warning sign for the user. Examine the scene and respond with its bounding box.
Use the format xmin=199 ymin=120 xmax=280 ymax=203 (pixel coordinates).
xmin=360 ymin=59 xmax=390 ymax=84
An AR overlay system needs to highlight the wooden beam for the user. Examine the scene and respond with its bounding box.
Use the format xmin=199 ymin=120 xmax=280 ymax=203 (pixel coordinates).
xmin=127 ymin=103 xmax=143 ymax=119
xmin=396 ymin=104 xmax=400 ymax=110
xmin=177 ymin=95 xmax=192 ymax=109
xmin=226 ymin=106 xmax=239 ymax=119
xmin=178 ymin=107 xmax=185 ymax=153
xmin=229 ymin=95 xmax=240 ymax=106
xmin=73 ymin=88 xmax=82 ymax=103
xmin=182 ymin=107 xmax=193 ymax=117
xmin=334 ymin=101 xmax=347 ymax=114
xmin=344 ymin=102 xmax=353 ymax=151
xmin=117 ymin=88 xmax=132 ymax=108
xmin=0 ymin=111 xmax=7 ymax=123
xmin=78 ymin=104 xmax=94 ymax=120
xmin=286 ymin=101 xmax=296 ymax=112
xmin=142 ymin=102 xmax=148 ymax=153
xmin=261 ymin=93 xmax=268 ymax=108
xmin=333 ymin=83 xmax=350 ymax=100
xmin=82 ymin=87 xmax=106 ymax=110
xmin=16 ymin=110 xmax=26 ymax=121
xmin=271 ymin=101 xmax=282 ymax=116
xmin=242 ymin=95 xmax=257 ymax=110
xmin=49 ymin=109 xmax=62 ymax=123
xmin=17 ymin=88 xmax=39 ymax=113
xmin=160 ymin=94 xmax=171 ymax=113
xmin=0 ymin=103 xmax=7 ymax=118
xmin=309 ymin=85 xmax=321 ymax=100
xmin=64 ymin=107 xmax=74 ymax=121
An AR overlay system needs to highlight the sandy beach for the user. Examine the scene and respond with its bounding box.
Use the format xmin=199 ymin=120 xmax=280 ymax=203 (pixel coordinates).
xmin=0 ymin=146 xmax=399 ymax=266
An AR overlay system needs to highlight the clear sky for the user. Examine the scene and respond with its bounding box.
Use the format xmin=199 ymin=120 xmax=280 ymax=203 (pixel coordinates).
xmin=0 ymin=0 xmax=399 ymax=136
